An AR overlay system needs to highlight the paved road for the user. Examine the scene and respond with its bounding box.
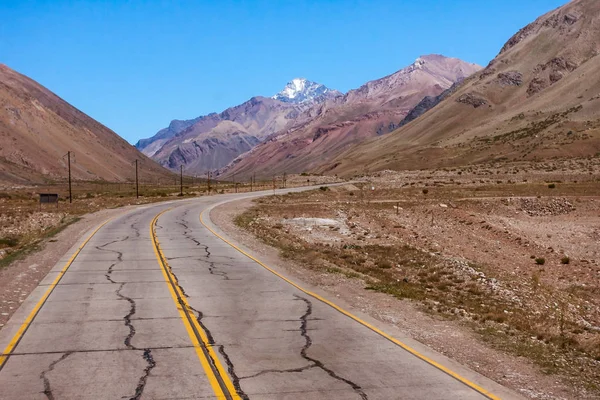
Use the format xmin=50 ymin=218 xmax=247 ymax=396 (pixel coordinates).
xmin=0 ymin=189 xmax=523 ymax=399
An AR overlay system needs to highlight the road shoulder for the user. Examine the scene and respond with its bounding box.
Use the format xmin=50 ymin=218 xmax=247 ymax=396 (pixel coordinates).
xmin=0 ymin=206 xmax=136 ymax=330
xmin=210 ymin=197 xmax=576 ymax=400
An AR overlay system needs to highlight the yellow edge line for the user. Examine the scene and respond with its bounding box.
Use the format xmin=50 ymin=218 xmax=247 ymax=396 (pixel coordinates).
xmin=200 ymin=208 xmax=501 ymax=400
xmin=150 ymin=209 xmax=240 ymax=400
xmin=0 ymin=218 xmax=113 ymax=368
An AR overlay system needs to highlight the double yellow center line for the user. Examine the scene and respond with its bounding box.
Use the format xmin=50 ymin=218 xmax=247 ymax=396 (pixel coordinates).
xmin=150 ymin=209 xmax=240 ymax=400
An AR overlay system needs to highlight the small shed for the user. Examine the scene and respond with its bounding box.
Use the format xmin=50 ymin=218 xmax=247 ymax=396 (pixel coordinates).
xmin=39 ymin=193 xmax=59 ymax=209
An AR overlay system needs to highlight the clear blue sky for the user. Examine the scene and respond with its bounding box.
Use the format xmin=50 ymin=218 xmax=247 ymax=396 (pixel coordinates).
xmin=1 ymin=0 xmax=567 ymax=144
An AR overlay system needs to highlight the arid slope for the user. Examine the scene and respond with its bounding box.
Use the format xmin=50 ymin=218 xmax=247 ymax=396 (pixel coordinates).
xmin=323 ymin=0 xmax=600 ymax=176
xmin=0 ymin=65 xmax=172 ymax=184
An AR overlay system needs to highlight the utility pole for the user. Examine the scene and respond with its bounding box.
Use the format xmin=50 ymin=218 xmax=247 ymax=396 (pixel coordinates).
xmin=180 ymin=165 xmax=183 ymax=196
xmin=283 ymin=172 xmax=287 ymax=189
xmin=233 ymin=172 xmax=237 ymax=193
xmin=273 ymin=175 xmax=276 ymax=194
xmin=135 ymin=159 xmax=139 ymax=198
xmin=68 ymin=151 xmax=72 ymax=203
xmin=250 ymin=175 xmax=253 ymax=192
xmin=207 ymin=171 xmax=211 ymax=194
xmin=63 ymin=151 xmax=73 ymax=203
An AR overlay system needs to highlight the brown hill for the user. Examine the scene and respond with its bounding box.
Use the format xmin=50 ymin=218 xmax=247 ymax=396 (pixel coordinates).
xmin=322 ymin=0 xmax=600 ymax=176
xmin=0 ymin=64 xmax=173 ymax=184
xmin=218 ymin=55 xmax=481 ymax=179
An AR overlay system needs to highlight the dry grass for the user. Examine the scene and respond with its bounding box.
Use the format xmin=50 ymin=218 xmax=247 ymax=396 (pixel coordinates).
xmin=235 ymin=165 xmax=600 ymax=393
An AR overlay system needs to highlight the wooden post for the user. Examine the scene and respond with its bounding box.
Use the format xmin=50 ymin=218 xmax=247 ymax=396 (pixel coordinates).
xmin=180 ymin=165 xmax=183 ymax=196
xmin=207 ymin=171 xmax=211 ymax=194
xmin=135 ymin=159 xmax=139 ymax=198
xmin=67 ymin=151 xmax=72 ymax=203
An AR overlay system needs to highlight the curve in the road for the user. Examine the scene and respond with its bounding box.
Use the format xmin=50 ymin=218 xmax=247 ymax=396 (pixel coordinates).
xmin=150 ymin=209 xmax=241 ymax=400
xmin=198 ymin=208 xmax=501 ymax=400
xmin=0 ymin=190 xmax=516 ymax=399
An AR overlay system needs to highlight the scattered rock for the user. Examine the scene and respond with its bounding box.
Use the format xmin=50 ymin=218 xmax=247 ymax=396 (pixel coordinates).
xmin=528 ymin=57 xmax=578 ymax=96
xmin=496 ymin=71 xmax=523 ymax=87
xmin=564 ymin=13 xmax=578 ymax=25
xmin=457 ymin=93 xmax=488 ymax=108
xmin=519 ymin=198 xmax=575 ymax=216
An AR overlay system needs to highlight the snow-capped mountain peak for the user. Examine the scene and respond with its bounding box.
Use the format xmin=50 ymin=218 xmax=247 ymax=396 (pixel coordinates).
xmin=273 ymin=78 xmax=341 ymax=104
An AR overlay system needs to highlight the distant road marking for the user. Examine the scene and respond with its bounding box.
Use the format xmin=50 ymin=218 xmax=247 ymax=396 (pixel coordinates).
xmin=200 ymin=208 xmax=501 ymax=400
xmin=150 ymin=209 xmax=240 ymax=400
xmin=0 ymin=218 xmax=112 ymax=370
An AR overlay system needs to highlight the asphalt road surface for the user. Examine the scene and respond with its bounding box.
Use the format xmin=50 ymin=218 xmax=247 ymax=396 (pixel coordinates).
xmin=0 ymin=188 xmax=523 ymax=399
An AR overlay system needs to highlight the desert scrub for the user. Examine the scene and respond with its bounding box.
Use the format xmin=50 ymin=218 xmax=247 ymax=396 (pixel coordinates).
xmin=0 ymin=236 xmax=19 ymax=248
xmin=234 ymin=186 xmax=600 ymax=393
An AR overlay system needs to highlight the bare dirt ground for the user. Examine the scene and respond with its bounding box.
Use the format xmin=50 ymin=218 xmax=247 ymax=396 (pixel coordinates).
xmin=213 ymin=157 xmax=600 ymax=400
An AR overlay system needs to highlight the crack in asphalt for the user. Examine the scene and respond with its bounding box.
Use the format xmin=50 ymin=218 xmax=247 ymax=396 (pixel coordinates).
xmin=187 ymin=305 xmax=216 ymax=345
xmin=208 ymin=261 xmax=230 ymax=280
xmin=295 ymin=295 xmax=368 ymax=399
xmin=40 ymin=352 xmax=73 ymax=400
xmin=240 ymin=296 xmax=367 ymax=399
xmin=96 ymin=234 xmax=155 ymax=399
xmin=118 ymin=282 xmax=137 ymax=350
xmin=185 ymin=297 xmax=248 ymax=399
xmin=130 ymin=349 xmax=156 ymax=400
xmin=175 ymin=215 xmax=233 ymax=282
xmin=218 ymin=345 xmax=250 ymax=400
xmin=131 ymin=221 xmax=141 ymax=238
xmin=239 ymin=364 xmax=316 ymax=380
xmin=172 ymin=210 xmax=246 ymax=398
xmin=176 ymin=220 xmax=205 ymax=248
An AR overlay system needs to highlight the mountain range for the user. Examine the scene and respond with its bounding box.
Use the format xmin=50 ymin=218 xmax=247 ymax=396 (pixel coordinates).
xmin=138 ymin=55 xmax=481 ymax=177
xmin=3 ymin=0 xmax=598 ymax=185
xmin=219 ymin=55 xmax=481 ymax=178
xmin=135 ymin=78 xmax=341 ymax=174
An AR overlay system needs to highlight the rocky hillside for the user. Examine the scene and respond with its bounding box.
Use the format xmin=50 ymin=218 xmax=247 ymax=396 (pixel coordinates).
xmin=137 ymin=79 xmax=341 ymax=174
xmin=0 ymin=65 xmax=172 ymax=184
xmin=322 ymin=0 xmax=600 ymax=176
xmin=218 ymin=55 xmax=481 ymax=178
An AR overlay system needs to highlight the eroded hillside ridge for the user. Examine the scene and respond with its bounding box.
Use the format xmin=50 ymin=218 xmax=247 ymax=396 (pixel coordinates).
xmin=137 ymin=78 xmax=341 ymax=174
xmin=217 ymin=55 xmax=481 ymax=179
xmin=321 ymin=0 xmax=600 ymax=176
xmin=0 ymin=64 xmax=172 ymax=184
